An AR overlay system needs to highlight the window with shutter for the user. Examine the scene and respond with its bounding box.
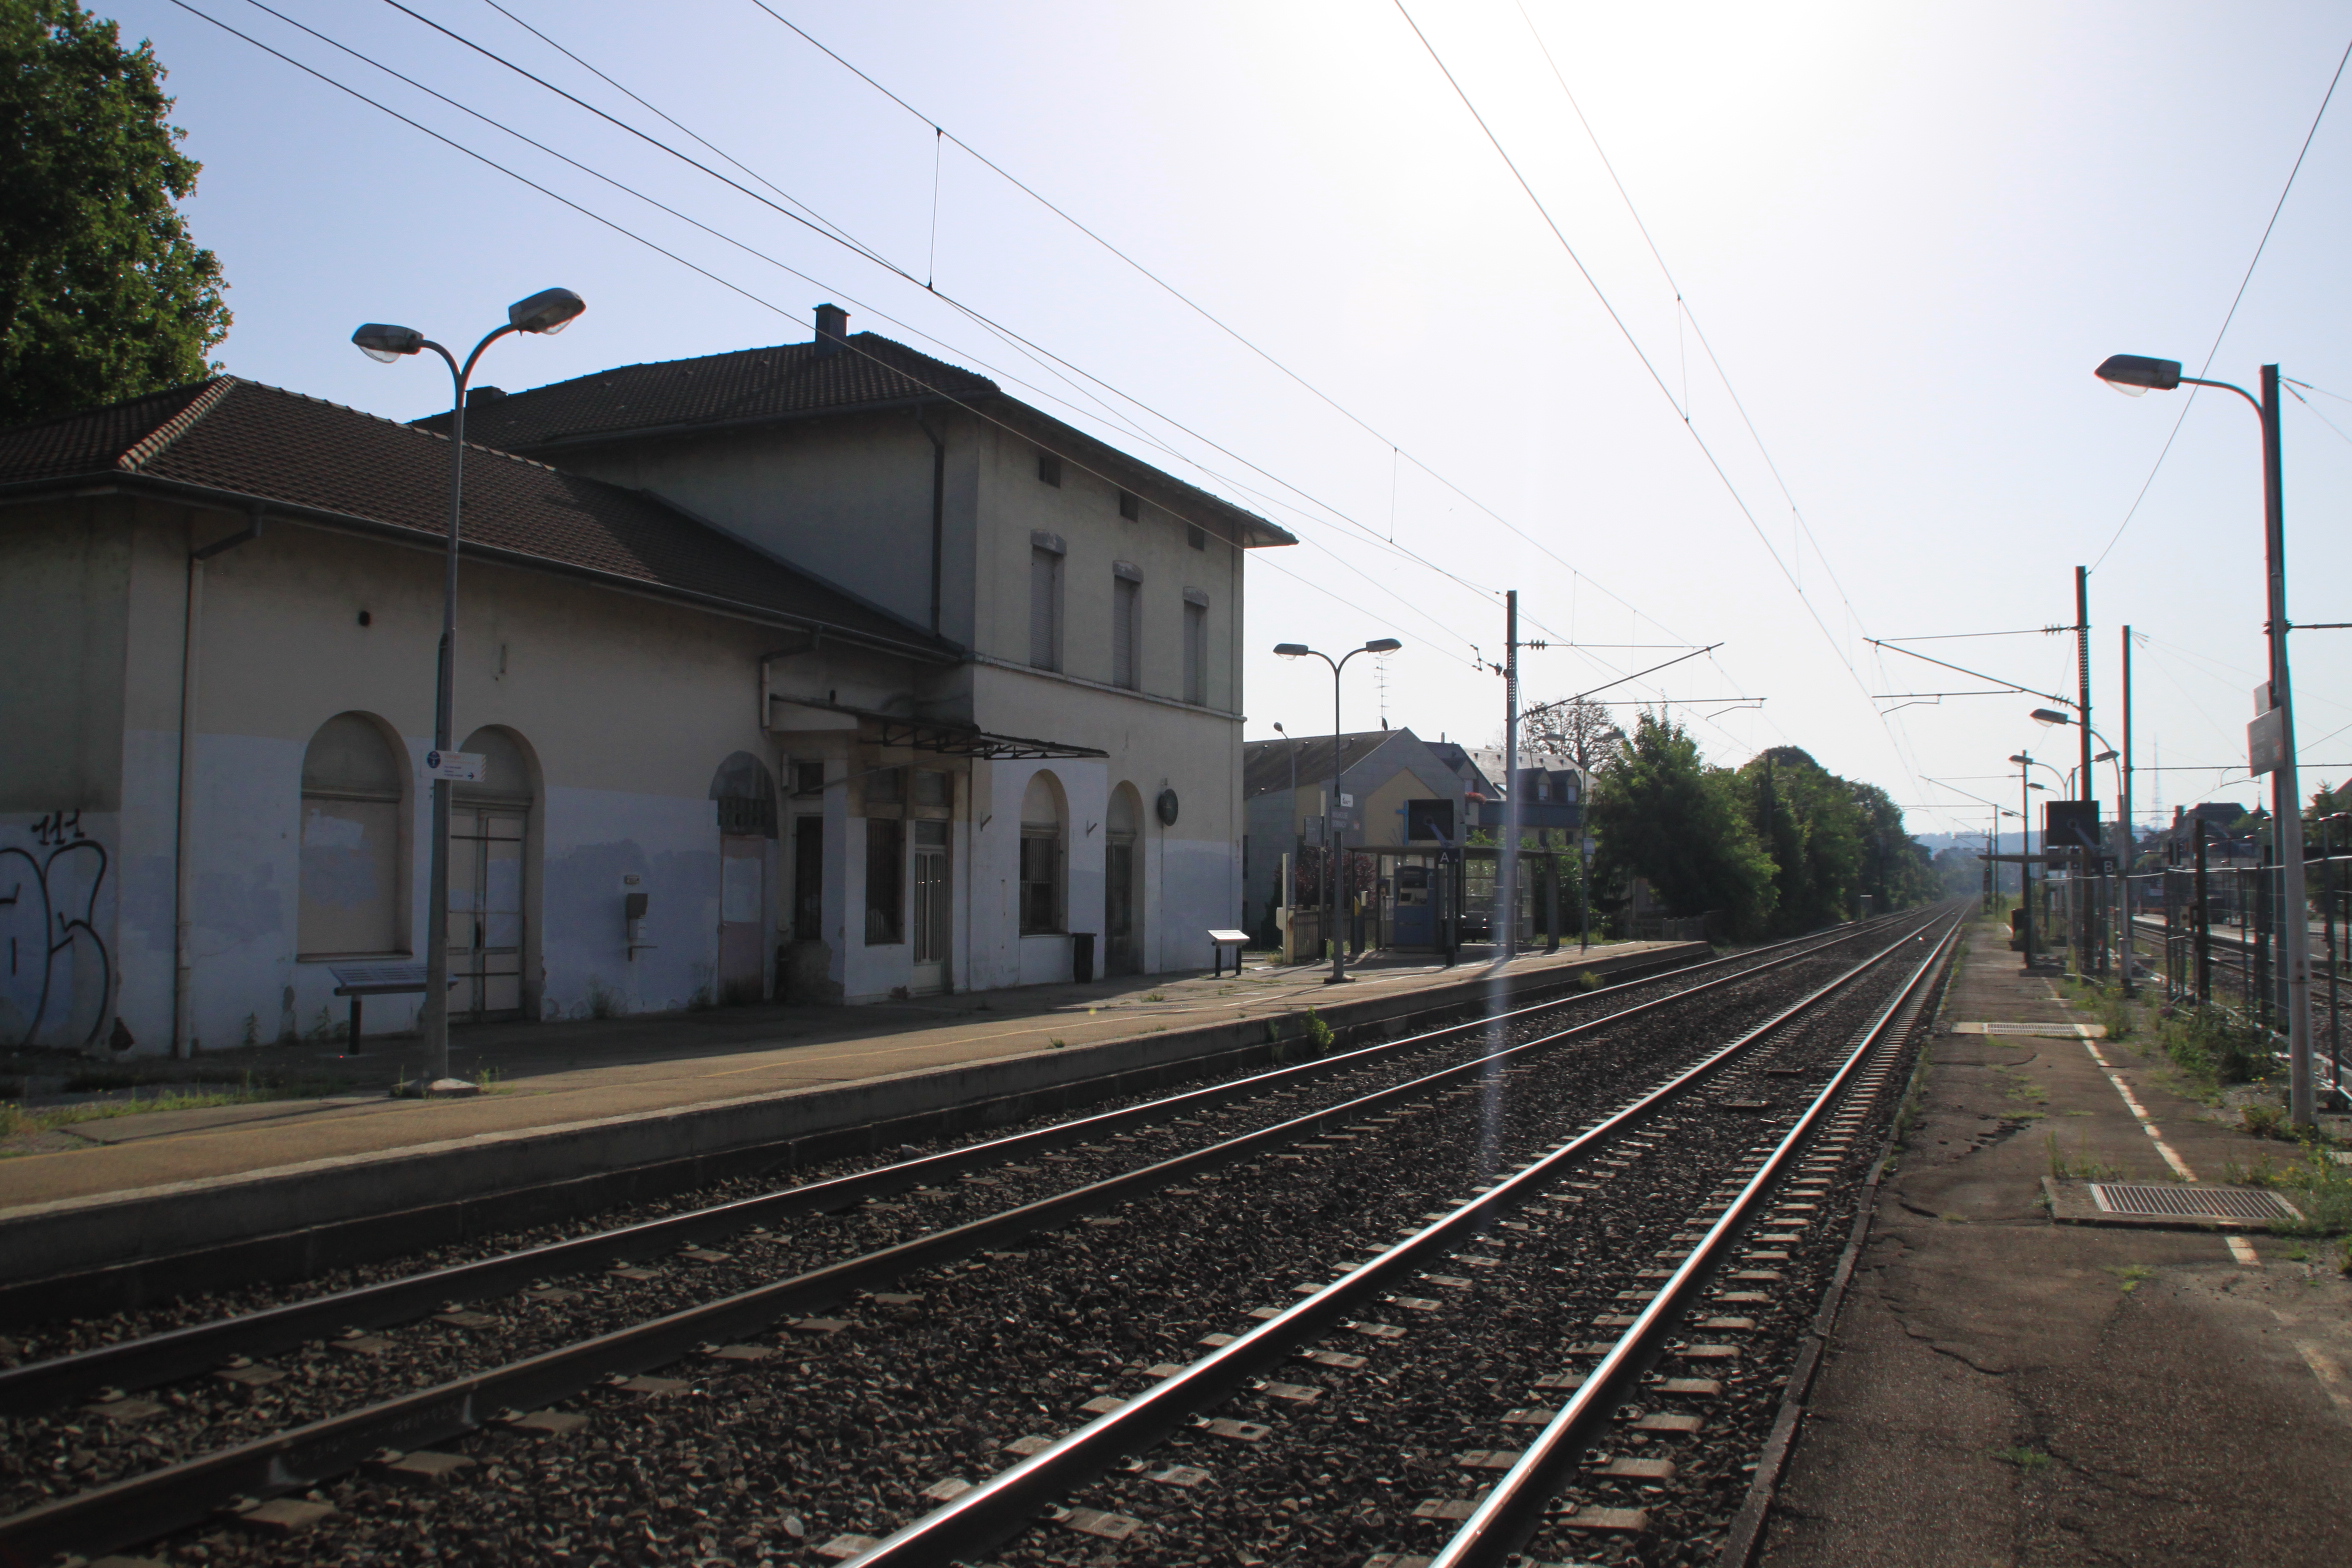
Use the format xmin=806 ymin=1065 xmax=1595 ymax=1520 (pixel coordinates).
xmin=1183 ymin=598 xmax=1208 ymax=706
xmin=1029 ymin=546 xmax=1062 ymax=670
xmin=1112 ymin=575 xmax=1140 ymax=690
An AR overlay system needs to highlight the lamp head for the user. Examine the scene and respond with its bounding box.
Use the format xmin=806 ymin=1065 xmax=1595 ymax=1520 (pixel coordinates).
xmin=2027 ymin=781 xmax=2049 ymax=792
xmin=2095 ymin=354 xmax=2182 ymax=396
xmin=1364 ymin=637 xmax=1402 ymax=654
xmin=2095 ymin=748 xmax=2119 ymax=763
xmin=2030 ymin=708 xmax=2071 ymax=727
xmin=352 ymin=323 xmax=424 ymax=363
xmin=1274 ymin=643 xmax=1311 ymax=659
xmin=1272 ymin=721 xmax=1286 ymax=734
xmin=508 ymin=287 xmax=585 ymax=335
xmin=2008 ymin=753 xmax=2030 ymax=766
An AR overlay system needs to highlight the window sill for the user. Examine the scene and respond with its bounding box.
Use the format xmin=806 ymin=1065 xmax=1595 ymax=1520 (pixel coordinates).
xmin=297 ymin=951 xmax=416 ymax=963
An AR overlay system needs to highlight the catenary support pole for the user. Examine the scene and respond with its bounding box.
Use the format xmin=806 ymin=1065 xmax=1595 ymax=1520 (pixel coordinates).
xmin=1501 ymin=590 xmax=1521 ymax=960
xmin=2076 ymin=565 xmax=2095 ymax=973
xmin=2120 ymin=624 xmax=2135 ymax=995
xmin=2257 ymin=366 xmax=2315 ymax=1126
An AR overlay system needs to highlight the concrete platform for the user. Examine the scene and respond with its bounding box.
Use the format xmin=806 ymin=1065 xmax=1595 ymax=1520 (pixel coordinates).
xmin=1760 ymin=919 xmax=2352 ymax=1567
xmin=0 ymin=938 xmax=1701 ymax=1306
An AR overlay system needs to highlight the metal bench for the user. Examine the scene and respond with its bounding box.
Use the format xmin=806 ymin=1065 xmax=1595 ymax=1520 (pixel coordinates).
xmin=327 ymin=961 xmax=453 ymax=1055
xmin=1208 ymin=929 xmax=1251 ymax=978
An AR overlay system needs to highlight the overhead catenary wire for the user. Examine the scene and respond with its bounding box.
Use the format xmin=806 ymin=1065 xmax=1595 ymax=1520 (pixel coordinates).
xmin=188 ymin=0 xmax=1768 ymax=742
xmin=1510 ymin=0 xmax=1880 ymax=668
xmin=366 ymin=1 xmax=1484 ymax=604
xmin=1389 ymin=0 xmax=1915 ymax=788
xmin=367 ymin=2 xmax=1769 ymax=721
xmin=734 ymin=0 xmax=1696 ymax=650
xmin=197 ymin=0 xmax=1512 ymax=670
xmin=2087 ymin=28 xmax=2352 ymax=571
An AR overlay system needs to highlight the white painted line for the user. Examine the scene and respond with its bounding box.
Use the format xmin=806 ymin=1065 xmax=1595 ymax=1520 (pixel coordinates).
xmin=2298 ymin=1342 xmax=2352 ymax=1414
xmin=1955 ymin=1021 xmax=2107 ymax=1038
xmin=2083 ymin=1040 xmax=2198 ymax=1182
xmin=2226 ymin=1236 xmax=2261 ymax=1266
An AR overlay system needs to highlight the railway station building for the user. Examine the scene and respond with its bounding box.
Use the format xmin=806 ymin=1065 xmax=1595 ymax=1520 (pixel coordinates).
xmin=0 ymin=312 xmax=1292 ymax=1056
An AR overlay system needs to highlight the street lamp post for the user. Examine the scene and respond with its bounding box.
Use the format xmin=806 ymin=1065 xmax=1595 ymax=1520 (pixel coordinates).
xmin=2097 ymin=353 xmax=2314 ymax=1127
xmin=353 ymin=288 xmax=585 ymax=1087
xmin=1275 ymin=638 xmax=1402 ymax=984
xmin=1272 ymin=721 xmax=1299 ymax=951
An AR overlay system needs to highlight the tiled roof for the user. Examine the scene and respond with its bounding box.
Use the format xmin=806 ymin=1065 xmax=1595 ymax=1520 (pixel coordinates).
xmin=1244 ymin=730 xmax=1415 ymax=799
xmin=0 ymin=378 xmax=953 ymax=657
xmin=418 ymin=328 xmax=1296 ymax=549
xmin=416 ymin=333 xmax=997 ymax=450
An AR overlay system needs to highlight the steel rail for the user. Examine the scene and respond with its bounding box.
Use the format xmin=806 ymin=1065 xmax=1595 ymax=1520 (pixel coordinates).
xmin=836 ymin=911 xmax=1952 ymax=1568
xmin=0 ymin=920 xmax=1887 ymax=1418
xmin=0 ymin=920 xmax=1913 ymax=1564
xmin=1426 ymin=915 xmax=1962 ymax=1567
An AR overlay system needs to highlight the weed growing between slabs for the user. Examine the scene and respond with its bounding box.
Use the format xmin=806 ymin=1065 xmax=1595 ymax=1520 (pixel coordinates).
xmin=2044 ymin=1133 xmax=2125 ymax=1183
xmin=2064 ymin=975 xmax=2273 ymax=1101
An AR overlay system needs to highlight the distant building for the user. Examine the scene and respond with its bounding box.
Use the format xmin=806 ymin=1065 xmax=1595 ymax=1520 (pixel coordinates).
xmin=1241 ymin=728 xmax=1473 ymax=936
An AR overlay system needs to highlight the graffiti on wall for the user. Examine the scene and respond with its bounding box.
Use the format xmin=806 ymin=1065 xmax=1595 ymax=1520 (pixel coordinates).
xmin=0 ymin=811 xmax=116 ymax=1049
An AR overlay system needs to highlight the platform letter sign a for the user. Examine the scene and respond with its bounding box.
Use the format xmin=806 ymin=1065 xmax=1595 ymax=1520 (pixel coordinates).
xmin=424 ymin=749 xmax=486 ymax=783
xmin=2248 ymin=708 xmax=2286 ymax=776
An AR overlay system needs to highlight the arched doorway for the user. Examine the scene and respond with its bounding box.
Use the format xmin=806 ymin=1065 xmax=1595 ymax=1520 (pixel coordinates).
xmin=298 ymin=712 xmax=407 ymax=959
xmin=1106 ymin=783 xmax=1144 ymax=974
xmin=449 ymin=726 xmax=536 ymax=1021
xmin=710 ymin=752 xmax=778 ymax=1004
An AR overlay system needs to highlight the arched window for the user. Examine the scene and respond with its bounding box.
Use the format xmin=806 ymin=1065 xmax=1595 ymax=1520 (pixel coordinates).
xmin=299 ymin=713 xmax=405 ymax=956
xmin=1019 ymin=771 xmax=1066 ymax=934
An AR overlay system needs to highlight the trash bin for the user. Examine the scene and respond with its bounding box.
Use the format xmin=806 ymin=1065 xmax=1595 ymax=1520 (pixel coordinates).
xmin=1071 ymin=931 xmax=1095 ymax=984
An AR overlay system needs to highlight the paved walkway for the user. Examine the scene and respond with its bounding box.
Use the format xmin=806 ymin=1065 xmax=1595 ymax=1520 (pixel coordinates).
xmin=0 ymin=938 xmax=1672 ymax=1213
xmin=1762 ymin=918 xmax=2352 ymax=1566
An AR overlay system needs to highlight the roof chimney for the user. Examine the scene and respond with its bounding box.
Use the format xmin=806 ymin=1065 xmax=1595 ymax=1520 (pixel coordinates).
xmin=465 ymin=385 xmax=505 ymax=408
xmin=813 ymin=302 xmax=848 ymax=357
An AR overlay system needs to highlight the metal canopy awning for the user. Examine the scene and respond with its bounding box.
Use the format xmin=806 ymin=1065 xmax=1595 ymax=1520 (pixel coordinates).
xmin=873 ymin=717 xmax=1107 ymax=761
xmin=767 ymin=696 xmax=1106 ymax=760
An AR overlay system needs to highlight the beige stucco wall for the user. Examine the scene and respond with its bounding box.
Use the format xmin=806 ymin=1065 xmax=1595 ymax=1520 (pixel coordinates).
xmin=543 ymin=409 xmax=953 ymax=638
xmin=525 ymin=401 xmax=1258 ymax=983
xmin=0 ymin=498 xmax=131 ymax=814
xmin=81 ymin=504 xmax=934 ymax=1050
xmin=968 ymin=420 xmax=1241 ymax=713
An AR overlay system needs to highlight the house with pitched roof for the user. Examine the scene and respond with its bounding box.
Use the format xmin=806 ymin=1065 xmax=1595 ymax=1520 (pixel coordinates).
xmin=0 ymin=317 xmax=1290 ymax=1055
xmin=1240 ymin=727 xmax=1481 ymax=948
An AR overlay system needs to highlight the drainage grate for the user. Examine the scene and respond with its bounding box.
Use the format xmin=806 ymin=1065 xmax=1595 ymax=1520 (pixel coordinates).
xmin=2089 ymin=1183 xmax=2299 ymax=1221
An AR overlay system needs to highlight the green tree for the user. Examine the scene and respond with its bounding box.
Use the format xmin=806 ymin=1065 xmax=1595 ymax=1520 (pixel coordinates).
xmin=1736 ymin=747 xmax=1866 ymax=935
xmin=1 ymin=0 xmax=229 ymax=426
xmin=1589 ymin=712 xmax=1775 ymax=937
xmin=1850 ymin=778 xmax=1937 ymax=911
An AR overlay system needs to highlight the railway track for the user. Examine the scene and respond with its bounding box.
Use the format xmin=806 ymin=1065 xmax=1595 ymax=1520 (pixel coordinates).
xmin=0 ymin=910 xmax=1957 ymax=1565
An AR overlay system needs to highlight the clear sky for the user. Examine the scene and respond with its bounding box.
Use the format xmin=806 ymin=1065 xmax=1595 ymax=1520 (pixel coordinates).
xmin=113 ymin=0 xmax=2352 ymax=842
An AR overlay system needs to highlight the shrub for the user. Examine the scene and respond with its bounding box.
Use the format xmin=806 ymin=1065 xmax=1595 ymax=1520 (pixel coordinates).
xmin=1304 ymin=1008 xmax=1334 ymax=1056
xmin=2156 ymin=1004 xmax=2269 ymax=1090
xmin=2241 ymin=1103 xmax=2289 ymax=1140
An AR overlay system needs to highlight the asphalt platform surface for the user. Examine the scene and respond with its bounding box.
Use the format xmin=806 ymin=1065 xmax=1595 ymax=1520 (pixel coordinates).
xmin=1762 ymin=921 xmax=2352 ymax=1567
